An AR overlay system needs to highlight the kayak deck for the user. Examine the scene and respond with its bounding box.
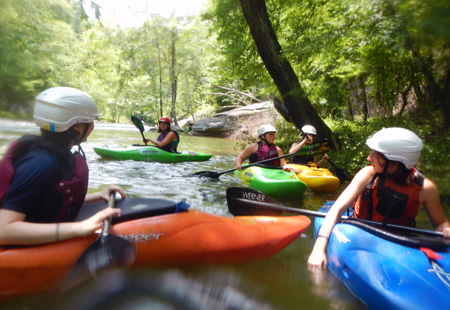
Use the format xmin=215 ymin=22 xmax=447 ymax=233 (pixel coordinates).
xmin=94 ymin=145 xmax=212 ymax=162
xmin=0 ymin=209 xmax=310 ymax=297
xmin=288 ymin=164 xmax=340 ymax=193
xmin=234 ymin=166 xmax=307 ymax=197
xmin=314 ymin=203 xmax=450 ymax=309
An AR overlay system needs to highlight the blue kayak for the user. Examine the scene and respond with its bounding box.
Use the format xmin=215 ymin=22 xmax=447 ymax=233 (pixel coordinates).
xmin=314 ymin=202 xmax=450 ymax=310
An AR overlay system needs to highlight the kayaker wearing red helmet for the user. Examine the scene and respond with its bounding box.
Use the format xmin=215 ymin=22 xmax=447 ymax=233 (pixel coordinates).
xmin=0 ymin=87 xmax=126 ymax=246
xmin=235 ymin=124 xmax=291 ymax=170
xmin=308 ymin=127 xmax=450 ymax=269
xmin=143 ymin=117 xmax=180 ymax=153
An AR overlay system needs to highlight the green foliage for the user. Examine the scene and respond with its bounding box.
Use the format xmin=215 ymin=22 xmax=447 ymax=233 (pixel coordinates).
xmin=276 ymin=115 xmax=450 ymax=201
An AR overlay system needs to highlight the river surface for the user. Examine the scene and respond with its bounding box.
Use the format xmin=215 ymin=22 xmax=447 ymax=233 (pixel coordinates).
xmin=0 ymin=118 xmax=447 ymax=310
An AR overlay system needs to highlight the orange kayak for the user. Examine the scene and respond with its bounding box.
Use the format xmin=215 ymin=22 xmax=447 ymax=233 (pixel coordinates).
xmin=0 ymin=199 xmax=310 ymax=297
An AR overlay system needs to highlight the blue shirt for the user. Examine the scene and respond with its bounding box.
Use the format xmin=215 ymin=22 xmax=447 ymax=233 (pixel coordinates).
xmin=1 ymin=148 xmax=64 ymax=222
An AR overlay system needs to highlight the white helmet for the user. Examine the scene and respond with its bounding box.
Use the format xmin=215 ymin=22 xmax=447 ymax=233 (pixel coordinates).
xmin=302 ymin=125 xmax=317 ymax=135
xmin=34 ymin=87 xmax=100 ymax=132
xmin=366 ymin=127 xmax=423 ymax=169
xmin=257 ymin=124 xmax=277 ymax=136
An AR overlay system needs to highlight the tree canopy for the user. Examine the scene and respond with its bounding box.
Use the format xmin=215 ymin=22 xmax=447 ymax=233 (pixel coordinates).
xmin=1 ymin=0 xmax=449 ymax=132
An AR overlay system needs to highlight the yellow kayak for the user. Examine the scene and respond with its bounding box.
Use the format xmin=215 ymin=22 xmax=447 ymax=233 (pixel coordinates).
xmin=287 ymin=164 xmax=340 ymax=193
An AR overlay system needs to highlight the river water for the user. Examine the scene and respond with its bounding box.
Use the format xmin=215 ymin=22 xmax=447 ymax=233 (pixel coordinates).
xmin=1 ymin=118 xmax=444 ymax=310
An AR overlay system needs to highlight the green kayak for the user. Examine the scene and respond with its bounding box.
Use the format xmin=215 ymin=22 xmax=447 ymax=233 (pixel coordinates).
xmin=234 ymin=165 xmax=307 ymax=197
xmin=94 ymin=145 xmax=212 ymax=163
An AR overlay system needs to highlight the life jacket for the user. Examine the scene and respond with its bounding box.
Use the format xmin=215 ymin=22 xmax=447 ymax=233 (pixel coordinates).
xmin=157 ymin=130 xmax=180 ymax=153
xmin=52 ymin=150 xmax=89 ymax=222
xmin=0 ymin=137 xmax=89 ymax=223
xmin=353 ymin=169 xmax=424 ymax=226
xmin=289 ymin=154 xmax=313 ymax=165
xmin=0 ymin=141 xmax=19 ymax=202
xmin=249 ymin=141 xmax=280 ymax=166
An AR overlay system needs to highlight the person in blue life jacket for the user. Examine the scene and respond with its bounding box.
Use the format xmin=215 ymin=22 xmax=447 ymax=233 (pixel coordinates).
xmin=0 ymin=87 xmax=126 ymax=246
xmin=307 ymin=127 xmax=450 ymax=269
xmin=235 ymin=124 xmax=293 ymax=171
xmin=143 ymin=117 xmax=179 ymax=153
xmin=288 ymin=125 xmax=329 ymax=167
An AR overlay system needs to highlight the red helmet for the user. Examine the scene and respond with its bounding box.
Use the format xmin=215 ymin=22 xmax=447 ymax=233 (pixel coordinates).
xmin=159 ymin=116 xmax=170 ymax=123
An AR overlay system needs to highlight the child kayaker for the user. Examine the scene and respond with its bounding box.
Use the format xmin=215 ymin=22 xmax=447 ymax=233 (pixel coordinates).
xmin=288 ymin=125 xmax=329 ymax=167
xmin=0 ymin=87 xmax=126 ymax=245
xmin=142 ymin=116 xmax=180 ymax=153
xmin=235 ymin=124 xmax=291 ymax=171
xmin=308 ymin=127 xmax=450 ymax=268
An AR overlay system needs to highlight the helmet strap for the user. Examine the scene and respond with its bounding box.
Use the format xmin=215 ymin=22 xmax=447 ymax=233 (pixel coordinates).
xmin=261 ymin=134 xmax=272 ymax=146
xmin=74 ymin=123 xmax=91 ymax=145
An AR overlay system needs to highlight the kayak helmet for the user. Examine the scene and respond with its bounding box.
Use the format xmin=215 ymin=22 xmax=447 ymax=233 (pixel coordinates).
xmin=34 ymin=87 xmax=100 ymax=132
xmin=302 ymin=125 xmax=317 ymax=136
xmin=257 ymin=124 xmax=277 ymax=136
xmin=366 ymin=127 xmax=423 ymax=169
xmin=159 ymin=116 xmax=170 ymax=124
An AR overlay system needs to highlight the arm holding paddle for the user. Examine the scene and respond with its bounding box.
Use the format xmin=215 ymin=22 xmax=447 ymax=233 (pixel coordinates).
xmin=235 ymin=143 xmax=257 ymax=170
xmin=84 ymin=184 xmax=126 ymax=204
xmin=0 ymin=206 xmax=121 ymax=245
xmin=235 ymin=124 xmax=292 ymax=171
xmin=235 ymin=142 xmax=292 ymax=171
xmin=288 ymin=125 xmax=329 ymax=168
xmin=308 ymin=127 xmax=450 ymax=269
xmin=143 ymin=131 xmax=176 ymax=148
xmin=308 ymin=166 xmax=375 ymax=268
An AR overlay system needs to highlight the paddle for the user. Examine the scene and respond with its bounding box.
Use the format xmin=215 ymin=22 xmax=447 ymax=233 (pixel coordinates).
xmin=131 ymin=115 xmax=147 ymax=142
xmin=65 ymin=192 xmax=136 ymax=290
xmin=191 ymin=151 xmax=300 ymax=178
xmin=226 ymin=187 xmax=445 ymax=238
xmin=300 ymin=139 xmax=351 ymax=182
xmin=327 ymin=159 xmax=352 ymax=182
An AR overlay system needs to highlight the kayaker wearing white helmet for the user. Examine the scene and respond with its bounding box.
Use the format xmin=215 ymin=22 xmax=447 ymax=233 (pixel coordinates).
xmin=308 ymin=127 xmax=450 ymax=268
xmin=235 ymin=124 xmax=290 ymax=171
xmin=143 ymin=116 xmax=180 ymax=153
xmin=288 ymin=125 xmax=329 ymax=167
xmin=0 ymin=87 xmax=126 ymax=246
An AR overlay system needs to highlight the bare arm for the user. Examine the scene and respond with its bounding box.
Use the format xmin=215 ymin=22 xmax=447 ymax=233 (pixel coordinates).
xmin=235 ymin=144 xmax=258 ymax=170
xmin=0 ymin=207 xmax=121 ymax=246
xmin=144 ymin=131 xmax=176 ymax=148
xmin=421 ymin=178 xmax=450 ymax=238
xmin=289 ymin=136 xmax=312 ymax=154
xmin=84 ymin=184 xmax=127 ymax=204
xmin=307 ymin=166 xmax=375 ymax=268
xmin=315 ymin=154 xmax=329 ymax=168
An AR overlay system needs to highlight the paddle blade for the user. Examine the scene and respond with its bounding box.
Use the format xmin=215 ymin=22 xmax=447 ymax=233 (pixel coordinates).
xmin=189 ymin=171 xmax=221 ymax=178
xmin=64 ymin=234 xmax=136 ymax=292
xmin=77 ymin=234 xmax=136 ymax=274
xmin=328 ymin=160 xmax=352 ymax=182
xmin=131 ymin=115 xmax=145 ymax=133
xmin=226 ymin=187 xmax=283 ymax=216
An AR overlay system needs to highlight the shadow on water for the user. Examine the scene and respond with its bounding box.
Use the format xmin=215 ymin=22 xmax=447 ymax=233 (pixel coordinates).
xmin=0 ymin=119 xmax=367 ymax=310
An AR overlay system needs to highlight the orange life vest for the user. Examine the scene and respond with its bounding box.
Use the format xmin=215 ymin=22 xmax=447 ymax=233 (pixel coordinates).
xmin=354 ymin=171 xmax=423 ymax=226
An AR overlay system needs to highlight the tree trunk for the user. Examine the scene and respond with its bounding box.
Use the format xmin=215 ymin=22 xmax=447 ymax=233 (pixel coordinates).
xmin=157 ymin=38 xmax=163 ymax=118
xmin=239 ymin=0 xmax=337 ymax=148
xmin=170 ymin=28 xmax=179 ymax=126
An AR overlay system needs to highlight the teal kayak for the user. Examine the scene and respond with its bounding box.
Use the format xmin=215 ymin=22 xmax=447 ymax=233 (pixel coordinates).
xmin=94 ymin=145 xmax=212 ymax=163
xmin=234 ymin=165 xmax=307 ymax=196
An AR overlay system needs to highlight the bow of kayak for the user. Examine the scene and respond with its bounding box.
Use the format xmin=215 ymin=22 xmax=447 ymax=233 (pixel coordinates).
xmin=0 ymin=208 xmax=310 ymax=297
xmin=314 ymin=203 xmax=450 ymax=309
xmin=234 ymin=166 xmax=307 ymax=197
xmin=94 ymin=145 xmax=212 ymax=162
xmin=288 ymin=164 xmax=340 ymax=193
